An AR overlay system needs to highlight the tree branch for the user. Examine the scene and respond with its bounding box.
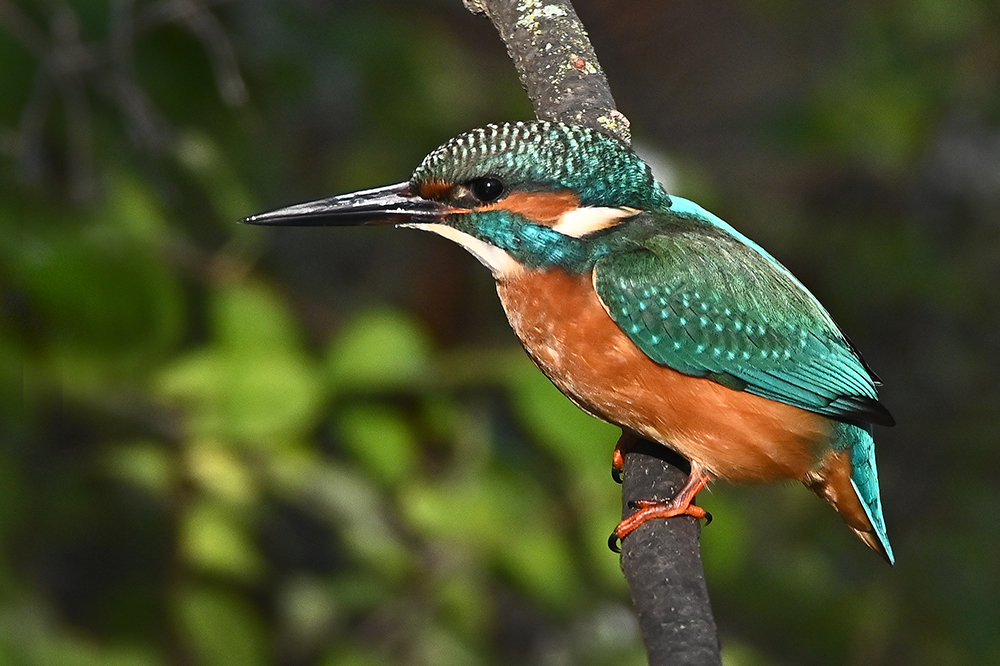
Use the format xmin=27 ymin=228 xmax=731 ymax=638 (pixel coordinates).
xmin=465 ymin=2 xmax=721 ymax=664
xmin=463 ymin=0 xmax=630 ymax=144
xmin=620 ymin=441 xmax=721 ymax=665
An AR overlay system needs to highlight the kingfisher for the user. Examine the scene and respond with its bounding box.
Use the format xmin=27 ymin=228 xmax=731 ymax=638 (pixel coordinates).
xmin=244 ymin=121 xmax=895 ymax=564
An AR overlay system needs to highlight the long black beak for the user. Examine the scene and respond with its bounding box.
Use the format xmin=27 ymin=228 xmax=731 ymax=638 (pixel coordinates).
xmin=241 ymin=182 xmax=448 ymax=227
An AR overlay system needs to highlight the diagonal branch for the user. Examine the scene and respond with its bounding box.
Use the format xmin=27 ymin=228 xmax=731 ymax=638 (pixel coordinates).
xmin=463 ymin=0 xmax=630 ymax=144
xmin=464 ymin=2 xmax=721 ymax=664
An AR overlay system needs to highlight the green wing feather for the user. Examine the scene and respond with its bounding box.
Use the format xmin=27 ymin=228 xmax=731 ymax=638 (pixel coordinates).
xmin=593 ymin=209 xmax=894 ymax=427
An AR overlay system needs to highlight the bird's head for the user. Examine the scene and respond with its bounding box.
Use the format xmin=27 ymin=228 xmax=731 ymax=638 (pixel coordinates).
xmin=244 ymin=121 xmax=670 ymax=276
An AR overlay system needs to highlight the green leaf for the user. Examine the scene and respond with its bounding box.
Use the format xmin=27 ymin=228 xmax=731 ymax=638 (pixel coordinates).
xmin=496 ymin=525 xmax=581 ymax=611
xmin=185 ymin=440 xmax=258 ymax=507
xmin=336 ymin=403 xmax=418 ymax=484
xmin=11 ymin=217 xmax=183 ymax=385
xmin=401 ymin=469 xmax=583 ymax=609
xmin=158 ymin=348 xmax=322 ymax=443
xmin=213 ymin=282 xmax=304 ymax=353
xmin=174 ymin=585 xmax=268 ymax=666
xmin=434 ymin=570 xmax=491 ymax=642
xmin=180 ymin=500 xmax=264 ymax=582
xmin=102 ymin=440 xmax=174 ymax=497
xmin=505 ymin=359 xmax=623 ymax=579
xmin=156 ymin=283 xmax=325 ymax=443
xmin=105 ymin=171 xmax=170 ymax=242
xmin=505 ymin=358 xmax=619 ymax=475
xmin=400 ymin=474 xmax=519 ymax=550
xmin=327 ymin=308 xmax=431 ymax=391
xmin=697 ymin=489 xmax=751 ymax=585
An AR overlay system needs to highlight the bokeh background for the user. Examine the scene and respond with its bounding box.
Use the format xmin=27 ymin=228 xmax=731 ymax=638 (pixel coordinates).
xmin=3 ymin=1 xmax=999 ymax=665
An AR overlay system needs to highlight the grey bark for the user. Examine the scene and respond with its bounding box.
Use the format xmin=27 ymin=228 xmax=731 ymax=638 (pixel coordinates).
xmin=463 ymin=0 xmax=630 ymax=144
xmin=465 ymin=1 xmax=722 ymax=664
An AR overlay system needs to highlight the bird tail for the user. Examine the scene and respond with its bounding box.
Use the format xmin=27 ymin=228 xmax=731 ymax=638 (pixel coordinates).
xmin=804 ymin=422 xmax=894 ymax=565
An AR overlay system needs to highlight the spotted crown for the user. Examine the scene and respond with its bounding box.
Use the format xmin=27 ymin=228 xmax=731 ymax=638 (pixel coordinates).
xmin=410 ymin=121 xmax=670 ymax=210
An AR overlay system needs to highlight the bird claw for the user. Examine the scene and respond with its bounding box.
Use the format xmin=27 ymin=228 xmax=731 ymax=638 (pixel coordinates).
xmin=610 ymin=432 xmax=635 ymax=485
xmin=609 ymin=461 xmax=714 ymax=553
xmin=610 ymin=498 xmax=712 ymax=553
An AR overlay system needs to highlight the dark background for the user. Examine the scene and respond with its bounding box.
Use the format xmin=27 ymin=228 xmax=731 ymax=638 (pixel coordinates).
xmin=3 ymin=1 xmax=999 ymax=664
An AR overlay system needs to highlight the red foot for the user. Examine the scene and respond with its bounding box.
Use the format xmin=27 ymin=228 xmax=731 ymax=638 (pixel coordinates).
xmin=611 ymin=431 xmax=643 ymax=484
xmin=609 ymin=462 xmax=713 ymax=552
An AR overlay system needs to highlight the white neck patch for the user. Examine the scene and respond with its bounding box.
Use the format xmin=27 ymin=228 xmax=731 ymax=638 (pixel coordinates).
xmin=401 ymin=223 xmax=521 ymax=278
xmin=551 ymin=206 xmax=638 ymax=238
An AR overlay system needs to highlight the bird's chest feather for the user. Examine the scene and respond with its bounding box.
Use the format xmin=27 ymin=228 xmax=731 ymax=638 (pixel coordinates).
xmin=495 ymin=268 xmax=834 ymax=483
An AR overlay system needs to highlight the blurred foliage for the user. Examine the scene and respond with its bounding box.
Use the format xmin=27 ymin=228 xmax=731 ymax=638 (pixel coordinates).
xmin=2 ymin=1 xmax=999 ymax=665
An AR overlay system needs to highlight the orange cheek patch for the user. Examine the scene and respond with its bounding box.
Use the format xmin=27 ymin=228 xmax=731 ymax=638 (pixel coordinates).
xmin=480 ymin=190 xmax=580 ymax=225
xmin=419 ymin=180 xmax=453 ymax=199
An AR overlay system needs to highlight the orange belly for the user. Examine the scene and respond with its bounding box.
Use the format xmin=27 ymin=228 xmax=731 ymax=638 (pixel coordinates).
xmin=497 ymin=268 xmax=833 ymax=483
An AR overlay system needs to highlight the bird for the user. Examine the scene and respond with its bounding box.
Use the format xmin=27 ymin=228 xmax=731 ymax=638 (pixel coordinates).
xmin=243 ymin=120 xmax=895 ymax=564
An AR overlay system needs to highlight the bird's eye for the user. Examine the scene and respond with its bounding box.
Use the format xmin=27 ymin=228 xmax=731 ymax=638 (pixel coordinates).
xmin=469 ymin=177 xmax=505 ymax=203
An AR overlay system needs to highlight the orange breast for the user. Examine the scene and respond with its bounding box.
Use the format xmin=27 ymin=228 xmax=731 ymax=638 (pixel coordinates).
xmin=496 ymin=269 xmax=834 ymax=483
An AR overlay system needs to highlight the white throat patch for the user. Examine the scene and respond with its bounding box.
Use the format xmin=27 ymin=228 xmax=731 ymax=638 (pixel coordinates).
xmin=401 ymin=223 xmax=521 ymax=278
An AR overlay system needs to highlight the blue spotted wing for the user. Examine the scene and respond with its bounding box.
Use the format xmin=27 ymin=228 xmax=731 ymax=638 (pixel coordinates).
xmin=593 ymin=205 xmax=894 ymax=427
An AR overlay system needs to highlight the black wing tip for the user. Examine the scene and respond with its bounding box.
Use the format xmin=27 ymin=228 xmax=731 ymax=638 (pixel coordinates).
xmin=862 ymin=398 xmax=896 ymax=428
xmin=874 ymin=405 xmax=896 ymax=428
xmin=834 ymin=396 xmax=896 ymax=428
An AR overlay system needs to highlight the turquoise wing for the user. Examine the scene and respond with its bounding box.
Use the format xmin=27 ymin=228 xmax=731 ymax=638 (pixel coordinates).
xmin=837 ymin=421 xmax=894 ymax=563
xmin=593 ymin=205 xmax=894 ymax=427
